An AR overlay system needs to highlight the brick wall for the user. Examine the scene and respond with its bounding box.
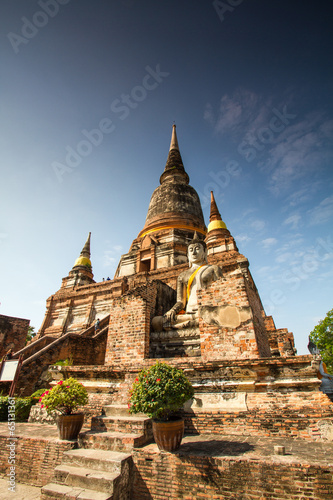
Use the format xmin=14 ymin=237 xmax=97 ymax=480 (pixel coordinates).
xmin=244 ymin=271 xmax=272 ymax=357
xmin=0 ymin=314 xmax=30 ymax=359
xmin=17 ymin=332 xmax=107 ymax=396
xmin=0 ymin=434 xmax=74 ymax=486
xmin=182 ymin=390 xmax=333 ymax=441
xmin=198 ymin=269 xmax=271 ymax=361
xmin=105 ymin=280 xmax=175 ymax=367
xmin=132 ymin=449 xmax=333 ymax=500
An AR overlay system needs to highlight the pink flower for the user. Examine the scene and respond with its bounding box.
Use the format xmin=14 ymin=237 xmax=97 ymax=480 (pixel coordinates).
xmin=58 ymin=381 xmax=63 ymax=385
xmin=66 ymin=386 xmax=70 ymax=388
xmin=39 ymin=398 xmax=42 ymax=402
xmin=41 ymin=404 xmax=44 ymax=408
xmin=45 ymin=391 xmax=49 ymax=395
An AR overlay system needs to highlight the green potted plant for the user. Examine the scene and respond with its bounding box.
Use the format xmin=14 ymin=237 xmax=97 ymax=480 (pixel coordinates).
xmin=39 ymin=377 xmax=88 ymax=440
xmin=128 ymin=362 xmax=194 ymax=451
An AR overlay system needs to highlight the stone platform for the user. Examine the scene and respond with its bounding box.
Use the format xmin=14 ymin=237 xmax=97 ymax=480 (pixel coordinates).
xmin=0 ymin=423 xmax=332 ymax=499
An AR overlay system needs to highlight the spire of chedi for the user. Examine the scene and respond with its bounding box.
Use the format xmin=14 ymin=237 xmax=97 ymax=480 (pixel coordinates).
xmin=207 ymin=191 xmax=228 ymax=232
xmin=139 ymin=124 xmax=206 ymax=239
xmin=205 ymin=191 xmax=237 ymax=255
xmin=73 ymin=232 xmax=92 ymax=270
xmin=116 ymin=125 xmax=208 ymax=276
xmin=159 ymin=124 xmax=189 ymax=185
xmin=60 ymin=232 xmax=94 ymax=288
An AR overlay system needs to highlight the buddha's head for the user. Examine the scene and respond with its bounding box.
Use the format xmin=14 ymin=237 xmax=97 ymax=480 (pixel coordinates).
xmin=187 ymin=232 xmax=207 ymax=265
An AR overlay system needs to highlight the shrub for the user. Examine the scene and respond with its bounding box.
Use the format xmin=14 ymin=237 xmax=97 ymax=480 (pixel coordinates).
xmin=39 ymin=378 xmax=88 ymax=415
xmin=31 ymin=388 xmax=49 ymax=405
xmin=0 ymin=396 xmax=8 ymax=421
xmin=128 ymin=362 xmax=194 ymax=421
xmin=52 ymin=356 xmax=73 ymax=366
xmin=0 ymin=396 xmax=34 ymax=422
xmin=15 ymin=397 xmax=33 ymax=421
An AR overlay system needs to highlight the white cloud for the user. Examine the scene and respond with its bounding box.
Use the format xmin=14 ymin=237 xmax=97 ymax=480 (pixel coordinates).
xmin=204 ymin=88 xmax=267 ymax=136
xmin=264 ymin=112 xmax=333 ymax=194
xmin=275 ymin=252 xmax=292 ymax=264
xmin=235 ymin=234 xmax=251 ymax=244
xmin=203 ymin=103 xmax=214 ymax=126
xmin=284 ymin=182 xmax=322 ymax=208
xmin=205 ymin=90 xmax=333 ymax=201
xmin=102 ymin=245 xmax=123 ymax=268
xmin=262 ymin=238 xmax=277 ymax=248
xmin=103 ymin=253 xmax=116 ymax=267
xmin=113 ymin=245 xmax=123 ymax=252
xmin=257 ymin=265 xmax=273 ymax=275
xmin=283 ymin=214 xmax=301 ymax=230
xmin=250 ymin=219 xmax=265 ymax=232
xmin=308 ymin=195 xmax=333 ymax=226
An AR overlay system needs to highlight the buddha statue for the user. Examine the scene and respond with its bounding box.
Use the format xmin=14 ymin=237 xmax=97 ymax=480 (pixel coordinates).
xmin=308 ymin=339 xmax=333 ymax=394
xmin=152 ymin=232 xmax=222 ymax=331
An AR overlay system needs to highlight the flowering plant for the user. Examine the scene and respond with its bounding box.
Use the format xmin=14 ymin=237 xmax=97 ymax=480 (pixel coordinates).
xmin=128 ymin=362 xmax=194 ymax=421
xmin=39 ymin=377 xmax=88 ymax=415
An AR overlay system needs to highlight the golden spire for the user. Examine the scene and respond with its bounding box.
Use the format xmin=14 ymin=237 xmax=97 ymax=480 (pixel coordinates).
xmin=73 ymin=232 xmax=92 ymax=269
xmin=207 ymin=192 xmax=227 ymax=232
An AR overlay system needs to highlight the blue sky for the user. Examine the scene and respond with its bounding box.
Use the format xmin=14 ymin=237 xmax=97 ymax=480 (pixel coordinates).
xmin=0 ymin=0 xmax=332 ymax=355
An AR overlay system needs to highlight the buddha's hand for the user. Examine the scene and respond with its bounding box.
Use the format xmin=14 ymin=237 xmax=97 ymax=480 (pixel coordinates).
xmin=163 ymin=309 xmax=176 ymax=323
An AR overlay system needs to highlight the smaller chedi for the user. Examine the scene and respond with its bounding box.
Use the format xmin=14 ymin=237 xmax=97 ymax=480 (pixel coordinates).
xmin=152 ymin=232 xmax=222 ymax=331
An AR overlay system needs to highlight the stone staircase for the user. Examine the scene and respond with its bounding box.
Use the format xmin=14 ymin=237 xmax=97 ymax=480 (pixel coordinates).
xmin=80 ymin=405 xmax=153 ymax=452
xmin=41 ymin=405 xmax=153 ymax=500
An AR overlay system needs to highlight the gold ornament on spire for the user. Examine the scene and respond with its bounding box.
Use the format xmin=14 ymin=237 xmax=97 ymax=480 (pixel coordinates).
xmin=73 ymin=232 xmax=92 ymax=269
xmin=207 ymin=191 xmax=227 ymax=232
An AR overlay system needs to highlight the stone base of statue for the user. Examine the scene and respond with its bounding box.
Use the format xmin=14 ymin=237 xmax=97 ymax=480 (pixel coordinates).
xmin=150 ymin=325 xmax=201 ymax=358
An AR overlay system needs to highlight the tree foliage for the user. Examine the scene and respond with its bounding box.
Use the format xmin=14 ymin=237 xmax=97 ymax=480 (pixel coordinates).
xmin=26 ymin=326 xmax=36 ymax=344
xmin=309 ymin=308 xmax=333 ymax=373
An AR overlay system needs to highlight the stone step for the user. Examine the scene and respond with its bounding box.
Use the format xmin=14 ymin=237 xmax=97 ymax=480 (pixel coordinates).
xmin=54 ymin=464 xmax=118 ymax=494
xmin=41 ymin=482 xmax=112 ymax=500
xmin=103 ymin=404 xmax=146 ymax=418
xmin=62 ymin=448 xmax=132 ymax=474
xmin=79 ymin=430 xmax=152 ymax=452
xmin=103 ymin=404 xmax=130 ymax=417
xmin=91 ymin=415 xmax=152 ymax=434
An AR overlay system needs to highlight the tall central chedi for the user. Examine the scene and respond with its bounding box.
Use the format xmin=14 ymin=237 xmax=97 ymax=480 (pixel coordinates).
xmin=116 ymin=125 xmax=207 ymax=276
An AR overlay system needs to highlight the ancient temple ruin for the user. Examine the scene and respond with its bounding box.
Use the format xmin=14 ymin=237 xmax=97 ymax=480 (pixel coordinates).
xmin=3 ymin=125 xmax=332 ymax=499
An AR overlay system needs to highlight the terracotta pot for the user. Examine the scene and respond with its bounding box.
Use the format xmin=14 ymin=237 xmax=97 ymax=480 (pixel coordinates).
xmin=152 ymin=417 xmax=184 ymax=452
xmin=56 ymin=413 xmax=84 ymax=440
